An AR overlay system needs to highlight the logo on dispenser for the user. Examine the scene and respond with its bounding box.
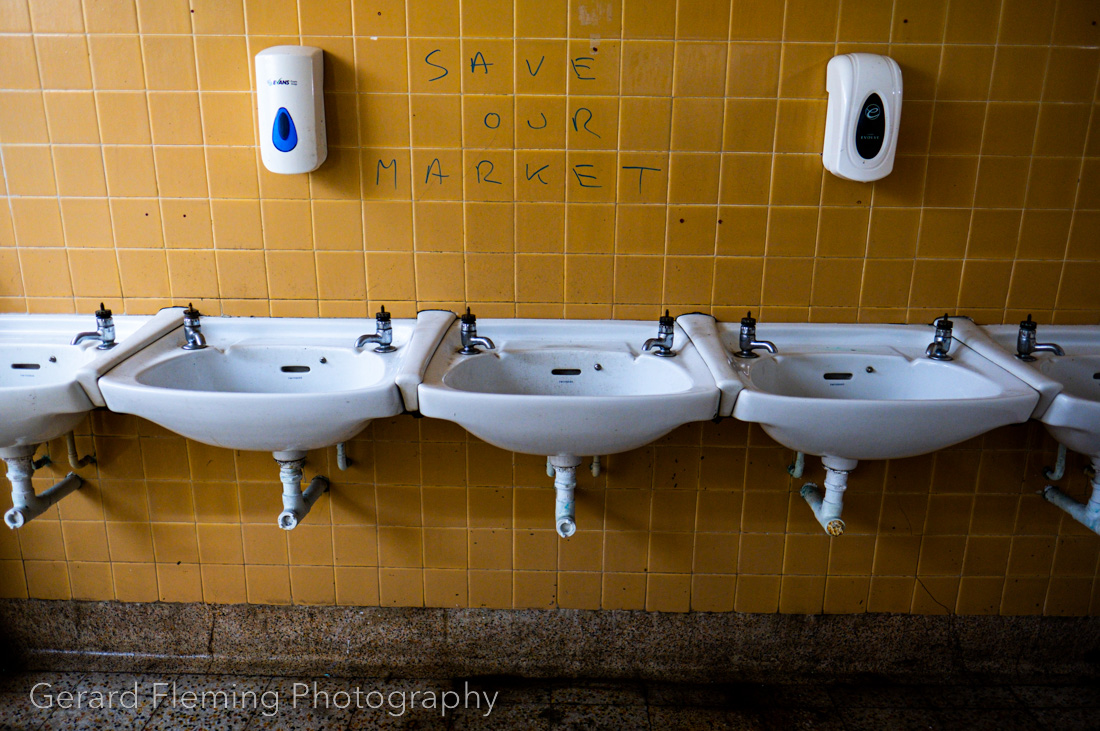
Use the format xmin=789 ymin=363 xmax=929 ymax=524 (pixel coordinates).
xmin=854 ymin=93 xmax=886 ymax=159
xmin=266 ymin=78 xmax=298 ymax=86
xmin=272 ymin=107 xmax=298 ymax=152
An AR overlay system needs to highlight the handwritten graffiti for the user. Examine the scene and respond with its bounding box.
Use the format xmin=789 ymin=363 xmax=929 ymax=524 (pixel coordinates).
xmin=362 ymin=49 xmax=667 ymax=196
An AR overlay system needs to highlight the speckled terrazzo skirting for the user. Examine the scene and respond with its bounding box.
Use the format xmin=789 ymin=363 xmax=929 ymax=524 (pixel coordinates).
xmin=1 ymin=600 xmax=1098 ymax=682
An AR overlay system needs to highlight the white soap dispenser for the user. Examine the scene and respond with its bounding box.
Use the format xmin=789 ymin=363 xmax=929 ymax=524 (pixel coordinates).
xmin=822 ymin=53 xmax=902 ymax=182
xmin=255 ymin=46 xmax=327 ymax=174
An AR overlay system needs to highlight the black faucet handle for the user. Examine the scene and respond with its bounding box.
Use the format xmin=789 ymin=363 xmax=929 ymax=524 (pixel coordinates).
xmin=659 ymin=309 xmax=674 ymax=328
xmin=741 ymin=310 xmax=757 ymax=328
xmin=934 ymin=312 xmax=953 ymax=331
xmin=376 ymin=305 xmax=391 ymax=323
xmin=1020 ymin=313 xmax=1036 ymax=332
xmin=461 ymin=306 xmax=476 ymax=325
xmin=95 ymin=302 xmax=112 ymax=319
xmin=183 ymin=302 xmax=201 ymax=319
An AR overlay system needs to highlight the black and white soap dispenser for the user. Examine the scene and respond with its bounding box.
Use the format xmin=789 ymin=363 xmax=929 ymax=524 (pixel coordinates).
xmin=822 ymin=53 xmax=903 ymax=182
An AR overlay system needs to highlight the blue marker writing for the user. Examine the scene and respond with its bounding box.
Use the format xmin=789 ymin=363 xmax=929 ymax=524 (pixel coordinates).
xmin=572 ymin=164 xmax=600 ymax=188
xmin=425 ymin=49 xmax=448 ymax=82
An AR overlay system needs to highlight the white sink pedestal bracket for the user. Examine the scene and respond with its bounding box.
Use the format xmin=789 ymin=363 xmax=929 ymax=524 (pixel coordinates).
xmin=1044 ymin=443 xmax=1067 ymax=481
xmin=800 ymin=456 xmax=857 ymax=536
xmin=1043 ymin=458 xmax=1100 ymax=536
xmin=274 ymin=451 xmax=329 ymax=531
xmin=336 ymin=442 xmax=350 ymax=471
xmin=2 ymin=445 xmax=83 ymax=529
xmin=549 ymin=455 xmax=581 ymax=538
xmin=65 ymin=432 xmax=96 ymax=470
xmin=788 ymin=452 xmax=805 ymax=479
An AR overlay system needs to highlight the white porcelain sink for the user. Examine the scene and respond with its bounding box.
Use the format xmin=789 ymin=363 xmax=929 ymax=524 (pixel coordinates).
xmin=679 ymin=316 xmax=1039 ymax=462
xmin=680 ymin=314 xmax=1040 ymax=535
xmin=966 ymin=324 xmax=1100 ymax=460
xmin=417 ymin=319 xmax=719 ymax=457
xmin=0 ymin=310 xmax=184 ymax=459
xmin=99 ymin=311 xmax=454 ymax=457
xmin=954 ymin=321 xmax=1100 ymax=534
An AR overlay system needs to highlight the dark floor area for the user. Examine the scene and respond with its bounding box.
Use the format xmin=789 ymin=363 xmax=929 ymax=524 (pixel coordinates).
xmin=0 ymin=670 xmax=1096 ymax=730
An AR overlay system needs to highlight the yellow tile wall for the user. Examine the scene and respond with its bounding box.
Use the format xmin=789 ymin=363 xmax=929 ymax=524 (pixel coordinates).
xmin=1 ymin=0 xmax=1099 ymax=615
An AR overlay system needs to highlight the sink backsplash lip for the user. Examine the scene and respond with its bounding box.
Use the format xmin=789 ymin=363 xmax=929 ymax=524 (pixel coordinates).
xmin=152 ymin=315 xmax=420 ymax=346
xmin=983 ymin=324 xmax=1100 ymax=353
xmin=98 ymin=317 xmax=423 ymax=388
xmin=420 ymin=317 xmax=720 ymax=394
xmin=0 ymin=313 xmax=155 ymax=345
xmin=733 ymin=347 xmax=1039 ymax=405
xmin=712 ymin=321 xmax=969 ymax=352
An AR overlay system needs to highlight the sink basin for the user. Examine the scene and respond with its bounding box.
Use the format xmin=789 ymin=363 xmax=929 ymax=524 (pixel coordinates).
xmin=0 ymin=310 xmax=184 ymax=459
xmin=969 ymin=324 xmax=1100 ymax=460
xmin=1038 ymin=354 xmax=1100 ymax=459
xmin=417 ymin=319 xmax=719 ymax=457
xmin=678 ymin=316 xmax=1039 ymax=462
xmin=98 ymin=311 xmax=454 ymax=456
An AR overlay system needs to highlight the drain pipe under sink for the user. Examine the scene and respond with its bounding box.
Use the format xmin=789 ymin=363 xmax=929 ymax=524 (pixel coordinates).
xmin=274 ymin=451 xmax=329 ymax=530
xmin=549 ymin=455 xmax=582 ymax=538
xmin=1043 ymin=459 xmax=1100 ymax=535
xmin=800 ymin=456 xmax=857 ymax=536
xmin=2 ymin=445 xmax=83 ymax=529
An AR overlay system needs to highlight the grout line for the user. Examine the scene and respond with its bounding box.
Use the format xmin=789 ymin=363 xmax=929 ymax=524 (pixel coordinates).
xmin=757 ymin=0 xmax=793 ymax=322
xmin=28 ymin=32 xmax=77 ymax=311
xmin=805 ymin=0 xmax=845 ymax=322
xmin=996 ymin=44 xmax=1055 ymax=324
xmin=1049 ymin=13 xmax=1100 ymax=323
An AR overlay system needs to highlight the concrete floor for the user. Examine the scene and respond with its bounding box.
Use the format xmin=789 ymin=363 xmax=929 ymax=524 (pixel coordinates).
xmin=0 ymin=671 xmax=1096 ymax=729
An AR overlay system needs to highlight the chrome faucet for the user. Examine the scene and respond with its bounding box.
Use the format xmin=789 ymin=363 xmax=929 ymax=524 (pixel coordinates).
xmin=458 ymin=307 xmax=495 ymax=355
xmin=1016 ymin=314 xmax=1065 ymax=361
xmin=643 ymin=310 xmax=676 ymax=357
xmin=355 ymin=306 xmax=397 ymax=353
xmin=733 ymin=311 xmax=777 ymax=358
xmin=182 ymin=303 xmax=207 ymax=350
xmin=71 ymin=302 xmax=117 ymax=349
xmin=925 ymin=313 xmax=954 ymax=361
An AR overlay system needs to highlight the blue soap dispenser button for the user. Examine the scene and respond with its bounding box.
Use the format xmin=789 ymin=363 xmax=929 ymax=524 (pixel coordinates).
xmin=272 ymin=107 xmax=298 ymax=152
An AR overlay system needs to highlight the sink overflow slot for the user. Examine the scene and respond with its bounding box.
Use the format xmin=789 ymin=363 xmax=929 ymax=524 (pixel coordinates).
xmin=551 ymin=368 xmax=582 ymax=376
xmin=281 ymin=365 xmax=310 ymax=373
xmin=10 ymin=363 xmax=41 ymax=370
xmin=1093 ymin=372 xmax=1100 ymax=380
xmin=823 ymin=372 xmax=853 ymax=381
